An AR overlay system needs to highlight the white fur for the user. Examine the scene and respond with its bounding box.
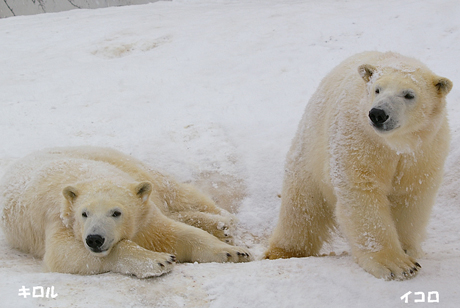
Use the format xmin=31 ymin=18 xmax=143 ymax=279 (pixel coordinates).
xmin=0 ymin=146 xmax=252 ymax=277
xmin=264 ymin=51 xmax=452 ymax=280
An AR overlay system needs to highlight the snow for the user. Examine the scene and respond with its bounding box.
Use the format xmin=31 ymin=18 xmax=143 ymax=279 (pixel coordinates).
xmin=0 ymin=0 xmax=459 ymax=307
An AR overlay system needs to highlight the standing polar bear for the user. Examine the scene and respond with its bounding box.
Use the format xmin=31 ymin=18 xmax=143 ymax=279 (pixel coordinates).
xmin=264 ymin=51 xmax=453 ymax=280
xmin=0 ymin=146 xmax=251 ymax=278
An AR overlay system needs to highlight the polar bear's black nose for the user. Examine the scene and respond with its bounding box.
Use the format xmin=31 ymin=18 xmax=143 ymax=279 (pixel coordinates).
xmin=369 ymin=108 xmax=389 ymax=126
xmin=86 ymin=234 xmax=105 ymax=250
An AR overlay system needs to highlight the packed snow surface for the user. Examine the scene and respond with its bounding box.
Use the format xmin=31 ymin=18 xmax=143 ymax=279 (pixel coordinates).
xmin=1 ymin=0 xmax=459 ymax=307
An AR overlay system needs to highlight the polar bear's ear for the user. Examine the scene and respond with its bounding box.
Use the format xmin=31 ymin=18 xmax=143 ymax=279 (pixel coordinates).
xmin=134 ymin=182 xmax=153 ymax=203
xmin=61 ymin=186 xmax=78 ymax=228
xmin=434 ymin=77 xmax=453 ymax=96
xmin=63 ymin=186 xmax=79 ymax=204
xmin=358 ymin=64 xmax=377 ymax=83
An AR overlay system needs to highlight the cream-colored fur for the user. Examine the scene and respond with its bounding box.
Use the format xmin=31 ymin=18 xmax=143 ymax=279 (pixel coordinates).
xmin=0 ymin=146 xmax=251 ymax=277
xmin=264 ymin=51 xmax=452 ymax=280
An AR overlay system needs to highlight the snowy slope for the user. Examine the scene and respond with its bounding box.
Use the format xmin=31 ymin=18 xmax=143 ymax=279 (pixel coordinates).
xmin=0 ymin=0 xmax=459 ymax=307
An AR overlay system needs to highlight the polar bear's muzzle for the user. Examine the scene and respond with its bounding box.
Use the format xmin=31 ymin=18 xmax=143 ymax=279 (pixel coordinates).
xmin=83 ymin=223 xmax=116 ymax=256
xmin=86 ymin=234 xmax=106 ymax=253
xmin=369 ymin=107 xmax=400 ymax=132
xmin=368 ymin=100 xmax=402 ymax=133
xmin=369 ymin=108 xmax=388 ymax=128
xmin=80 ymin=208 xmax=121 ymax=256
xmin=84 ymin=233 xmax=114 ymax=256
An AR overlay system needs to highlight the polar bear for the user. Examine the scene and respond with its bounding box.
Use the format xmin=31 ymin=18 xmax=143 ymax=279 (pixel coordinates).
xmin=264 ymin=51 xmax=452 ymax=280
xmin=0 ymin=146 xmax=251 ymax=277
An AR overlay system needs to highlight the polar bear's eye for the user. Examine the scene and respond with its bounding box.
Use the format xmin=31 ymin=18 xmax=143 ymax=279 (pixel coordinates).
xmin=404 ymin=93 xmax=415 ymax=100
xmin=375 ymin=88 xmax=380 ymax=94
xmin=112 ymin=211 xmax=122 ymax=218
xmin=82 ymin=211 xmax=88 ymax=218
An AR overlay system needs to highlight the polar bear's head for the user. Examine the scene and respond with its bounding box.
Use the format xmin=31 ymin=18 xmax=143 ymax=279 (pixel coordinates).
xmin=61 ymin=181 xmax=153 ymax=256
xmin=358 ymin=63 xmax=452 ymax=152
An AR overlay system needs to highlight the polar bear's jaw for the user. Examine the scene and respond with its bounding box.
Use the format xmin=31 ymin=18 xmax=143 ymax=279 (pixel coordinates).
xmin=87 ymin=247 xmax=111 ymax=257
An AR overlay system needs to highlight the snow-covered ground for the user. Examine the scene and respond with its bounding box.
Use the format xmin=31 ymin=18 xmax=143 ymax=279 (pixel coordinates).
xmin=1 ymin=0 xmax=459 ymax=307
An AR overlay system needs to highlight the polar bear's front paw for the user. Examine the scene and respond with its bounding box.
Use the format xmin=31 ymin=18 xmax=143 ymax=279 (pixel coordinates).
xmin=132 ymin=253 xmax=176 ymax=278
xmin=114 ymin=251 xmax=176 ymax=278
xmin=138 ymin=253 xmax=176 ymax=278
xmin=198 ymin=244 xmax=252 ymax=263
xmin=357 ymin=250 xmax=421 ymax=281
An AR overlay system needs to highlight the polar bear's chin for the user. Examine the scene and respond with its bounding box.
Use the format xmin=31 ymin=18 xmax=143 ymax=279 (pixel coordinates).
xmin=87 ymin=247 xmax=111 ymax=257
xmin=371 ymin=124 xmax=400 ymax=134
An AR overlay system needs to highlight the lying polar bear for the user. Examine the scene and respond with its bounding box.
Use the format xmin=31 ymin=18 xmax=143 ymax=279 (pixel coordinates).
xmin=0 ymin=146 xmax=251 ymax=278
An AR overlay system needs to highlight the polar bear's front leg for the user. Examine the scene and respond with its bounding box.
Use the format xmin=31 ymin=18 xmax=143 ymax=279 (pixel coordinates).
xmin=264 ymin=171 xmax=335 ymax=259
xmin=389 ymin=192 xmax=430 ymax=259
xmin=336 ymin=190 xmax=421 ymax=280
xmin=44 ymin=225 xmax=175 ymax=278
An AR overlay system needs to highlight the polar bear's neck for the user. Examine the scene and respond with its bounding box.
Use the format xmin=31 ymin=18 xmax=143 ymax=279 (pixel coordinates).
xmin=382 ymin=133 xmax=423 ymax=155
